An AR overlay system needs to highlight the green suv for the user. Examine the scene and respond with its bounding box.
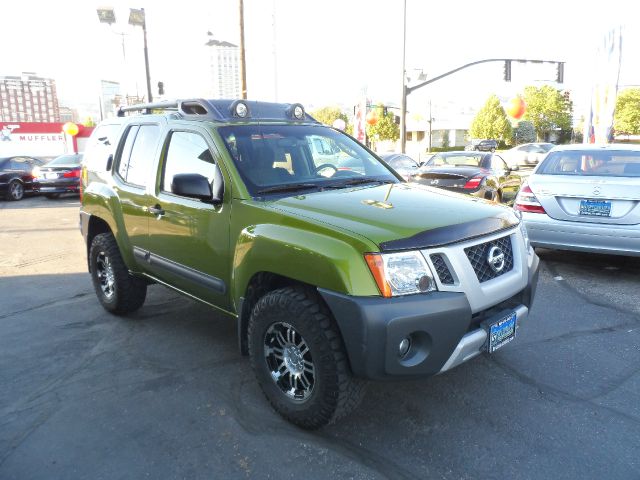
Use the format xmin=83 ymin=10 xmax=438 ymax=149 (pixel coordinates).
xmin=80 ymin=99 xmax=539 ymax=429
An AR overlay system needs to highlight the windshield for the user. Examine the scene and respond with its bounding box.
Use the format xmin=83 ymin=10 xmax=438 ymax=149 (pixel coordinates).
xmin=429 ymin=153 xmax=484 ymax=167
xmin=538 ymin=150 xmax=640 ymax=177
xmin=218 ymin=124 xmax=399 ymax=195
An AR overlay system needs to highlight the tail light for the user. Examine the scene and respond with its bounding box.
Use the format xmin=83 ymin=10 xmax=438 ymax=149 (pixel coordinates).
xmin=463 ymin=175 xmax=484 ymax=189
xmin=514 ymin=184 xmax=546 ymax=214
xmin=63 ymin=168 xmax=81 ymax=178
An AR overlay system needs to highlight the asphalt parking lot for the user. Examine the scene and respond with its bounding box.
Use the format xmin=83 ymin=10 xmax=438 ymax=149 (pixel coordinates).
xmin=1 ymin=196 xmax=639 ymax=480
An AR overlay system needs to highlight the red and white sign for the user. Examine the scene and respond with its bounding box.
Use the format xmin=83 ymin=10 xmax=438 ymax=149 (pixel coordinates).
xmin=0 ymin=122 xmax=68 ymax=157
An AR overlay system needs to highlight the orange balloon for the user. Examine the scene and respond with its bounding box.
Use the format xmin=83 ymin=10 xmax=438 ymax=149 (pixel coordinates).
xmin=366 ymin=111 xmax=378 ymax=126
xmin=506 ymin=98 xmax=526 ymax=119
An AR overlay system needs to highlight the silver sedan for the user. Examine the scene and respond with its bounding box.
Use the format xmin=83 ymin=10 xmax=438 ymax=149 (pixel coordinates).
xmin=515 ymin=144 xmax=640 ymax=256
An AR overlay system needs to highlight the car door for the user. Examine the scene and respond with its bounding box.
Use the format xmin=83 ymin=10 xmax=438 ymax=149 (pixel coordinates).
xmin=145 ymin=126 xmax=232 ymax=310
xmin=491 ymin=154 xmax=520 ymax=202
xmin=112 ymin=122 xmax=162 ymax=259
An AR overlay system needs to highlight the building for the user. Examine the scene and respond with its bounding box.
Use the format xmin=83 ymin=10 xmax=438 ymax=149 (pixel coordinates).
xmin=0 ymin=73 xmax=60 ymax=122
xmin=205 ymin=39 xmax=240 ymax=99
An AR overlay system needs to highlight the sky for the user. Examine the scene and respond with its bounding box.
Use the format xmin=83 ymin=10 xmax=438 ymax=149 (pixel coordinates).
xmin=3 ymin=0 xmax=640 ymax=122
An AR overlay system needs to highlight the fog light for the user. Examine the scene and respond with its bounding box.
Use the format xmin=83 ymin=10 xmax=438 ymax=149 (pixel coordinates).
xmin=416 ymin=274 xmax=434 ymax=292
xmin=399 ymin=337 xmax=411 ymax=358
xmin=293 ymin=105 xmax=304 ymax=119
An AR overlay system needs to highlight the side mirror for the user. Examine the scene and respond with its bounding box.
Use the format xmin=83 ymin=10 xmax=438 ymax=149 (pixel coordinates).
xmin=172 ymin=173 xmax=214 ymax=201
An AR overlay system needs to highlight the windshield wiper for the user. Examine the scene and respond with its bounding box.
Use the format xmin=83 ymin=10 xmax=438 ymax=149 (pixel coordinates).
xmin=325 ymin=177 xmax=394 ymax=188
xmin=256 ymin=182 xmax=319 ymax=195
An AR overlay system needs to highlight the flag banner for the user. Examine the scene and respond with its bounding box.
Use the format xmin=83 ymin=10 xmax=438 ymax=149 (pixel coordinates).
xmin=584 ymin=27 xmax=623 ymax=144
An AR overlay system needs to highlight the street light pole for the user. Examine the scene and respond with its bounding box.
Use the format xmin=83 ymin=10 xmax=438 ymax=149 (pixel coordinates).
xmin=129 ymin=8 xmax=152 ymax=103
xmin=399 ymin=0 xmax=407 ymax=154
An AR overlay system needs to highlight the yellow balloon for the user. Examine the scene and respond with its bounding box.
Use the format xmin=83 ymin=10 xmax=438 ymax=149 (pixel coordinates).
xmin=63 ymin=122 xmax=79 ymax=136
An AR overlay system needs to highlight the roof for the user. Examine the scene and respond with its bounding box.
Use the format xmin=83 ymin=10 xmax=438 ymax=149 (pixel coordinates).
xmin=550 ymin=143 xmax=640 ymax=152
xmin=205 ymin=39 xmax=238 ymax=47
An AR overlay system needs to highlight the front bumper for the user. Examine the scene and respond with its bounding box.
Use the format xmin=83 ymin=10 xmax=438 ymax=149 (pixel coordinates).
xmin=318 ymin=253 xmax=539 ymax=380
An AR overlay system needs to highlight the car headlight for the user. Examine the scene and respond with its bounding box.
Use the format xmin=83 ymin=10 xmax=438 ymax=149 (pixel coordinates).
xmin=365 ymin=251 xmax=437 ymax=297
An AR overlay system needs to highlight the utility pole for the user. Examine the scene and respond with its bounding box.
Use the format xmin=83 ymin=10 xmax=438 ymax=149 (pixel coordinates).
xmin=239 ymin=0 xmax=247 ymax=99
xmin=399 ymin=0 xmax=407 ymax=153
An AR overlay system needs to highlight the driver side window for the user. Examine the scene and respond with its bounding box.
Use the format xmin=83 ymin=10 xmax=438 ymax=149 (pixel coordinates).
xmin=162 ymin=131 xmax=217 ymax=193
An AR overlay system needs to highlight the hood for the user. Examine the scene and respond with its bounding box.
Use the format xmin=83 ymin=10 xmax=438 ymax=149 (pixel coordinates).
xmin=265 ymin=183 xmax=518 ymax=250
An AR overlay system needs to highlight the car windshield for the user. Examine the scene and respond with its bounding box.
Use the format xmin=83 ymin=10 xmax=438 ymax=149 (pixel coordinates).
xmin=385 ymin=155 xmax=417 ymax=169
xmin=538 ymin=150 xmax=640 ymax=177
xmin=218 ymin=124 xmax=398 ymax=195
xmin=48 ymin=154 xmax=82 ymax=166
xmin=429 ymin=153 xmax=483 ymax=167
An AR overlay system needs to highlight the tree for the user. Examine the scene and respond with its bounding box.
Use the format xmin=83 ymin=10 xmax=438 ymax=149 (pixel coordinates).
xmin=522 ymin=85 xmax=572 ymax=141
xmin=366 ymin=107 xmax=400 ymax=147
xmin=469 ymin=95 xmax=512 ymax=144
xmin=614 ymin=88 xmax=640 ymax=135
xmin=311 ymin=106 xmax=348 ymax=129
xmin=513 ymin=121 xmax=536 ymax=144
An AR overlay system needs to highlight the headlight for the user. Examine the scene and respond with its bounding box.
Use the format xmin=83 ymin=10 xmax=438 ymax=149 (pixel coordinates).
xmin=365 ymin=251 xmax=437 ymax=297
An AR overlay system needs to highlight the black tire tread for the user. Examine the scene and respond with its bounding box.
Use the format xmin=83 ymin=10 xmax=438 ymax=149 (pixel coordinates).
xmin=248 ymin=286 xmax=365 ymax=429
xmin=89 ymin=233 xmax=147 ymax=315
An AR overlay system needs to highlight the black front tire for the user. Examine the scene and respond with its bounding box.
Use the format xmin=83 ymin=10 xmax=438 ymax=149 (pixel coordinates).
xmin=248 ymin=286 xmax=364 ymax=429
xmin=89 ymin=233 xmax=147 ymax=315
xmin=8 ymin=180 xmax=24 ymax=201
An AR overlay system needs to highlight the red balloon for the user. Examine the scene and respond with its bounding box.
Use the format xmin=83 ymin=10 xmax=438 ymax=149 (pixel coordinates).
xmin=506 ymin=97 xmax=526 ymax=119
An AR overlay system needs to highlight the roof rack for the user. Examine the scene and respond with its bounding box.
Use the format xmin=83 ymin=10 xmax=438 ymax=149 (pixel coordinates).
xmin=117 ymin=99 xmax=319 ymax=124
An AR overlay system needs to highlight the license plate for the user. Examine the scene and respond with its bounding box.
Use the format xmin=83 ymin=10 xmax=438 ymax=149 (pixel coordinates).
xmin=579 ymin=199 xmax=611 ymax=217
xmin=44 ymin=173 xmax=59 ymax=179
xmin=487 ymin=312 xmax=517 ymax=353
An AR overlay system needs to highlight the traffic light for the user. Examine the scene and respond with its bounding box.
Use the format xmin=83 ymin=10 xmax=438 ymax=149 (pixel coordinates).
xmin=383 ymin=106 xmax=388 ymax=116
xmin=563 ymin=90 xmax=571 ymax=105
xmin=556 ymin=63 xmax=564 ymax=83
xmin=503 ymin=60 xmax=512 ymax=82
xmin=158 ymin=81 xmax=165 ymax=95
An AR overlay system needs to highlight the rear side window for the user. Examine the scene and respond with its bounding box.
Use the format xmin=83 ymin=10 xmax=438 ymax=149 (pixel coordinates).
xmin=117 ymin=124 xmax=161 ymax=186
xmin=162 ymin=131 xmax=217 ymax=192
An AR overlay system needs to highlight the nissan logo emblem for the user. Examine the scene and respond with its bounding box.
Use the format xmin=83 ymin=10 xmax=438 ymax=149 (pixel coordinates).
xmin=487 ymin=246 xmax=505 ymax=273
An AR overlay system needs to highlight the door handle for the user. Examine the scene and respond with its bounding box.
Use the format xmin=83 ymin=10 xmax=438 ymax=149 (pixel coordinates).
xmin=148 ymin=205 xmax=165 ymax=216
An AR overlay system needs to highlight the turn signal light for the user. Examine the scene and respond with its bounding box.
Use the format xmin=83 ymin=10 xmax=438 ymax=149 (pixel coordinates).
xmin=514 ymin=184 xmax=546 ymax=214
xmin=364 ymin=253 xmax=392 ymax=298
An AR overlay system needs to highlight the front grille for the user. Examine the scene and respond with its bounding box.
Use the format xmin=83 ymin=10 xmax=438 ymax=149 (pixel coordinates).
xmin=464 ymin=235 xmax=514 ymax=283
xmin=430 ymin=254 xmax=454 ymax=284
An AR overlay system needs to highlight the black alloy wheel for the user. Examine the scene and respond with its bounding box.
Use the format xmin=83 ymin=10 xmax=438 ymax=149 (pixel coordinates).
xmin=248 ymin=286 xmax=365 ymax=429
xmin=89 ymin=233 xmax=147 ymax=315
xmin=8 ymin=180 xmax=24 ymax=201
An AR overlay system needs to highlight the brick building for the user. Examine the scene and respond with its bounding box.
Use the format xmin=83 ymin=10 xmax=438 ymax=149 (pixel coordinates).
xmin=0 ymin=73 xmax=60 ymax=123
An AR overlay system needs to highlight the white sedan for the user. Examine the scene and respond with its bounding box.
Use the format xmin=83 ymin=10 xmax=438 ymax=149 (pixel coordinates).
xmin=504 ymin=142 xmax=555 ymax=167
xmin=515 ymin=144 xmax=640 ymax=256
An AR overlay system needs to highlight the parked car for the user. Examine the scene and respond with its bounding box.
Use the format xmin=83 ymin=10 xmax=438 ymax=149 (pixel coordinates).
xmin=379 ymin=153 xmax=422 ymax=180
xmin=410 ymin=151 xmax=522 ymax=203
xmin=0 ymin=155 xmax=45 ymax=201
xmin=465 ymin=139 xmax=498 ymax=152
xmin=504 ymin=142 xmax=554 ymax=166
xmin=33 ymin=153 xmax=82 ymax=198
xmin=80 ymin=98 xmax=538 ymax=429
xmin=515 ymin=144 xmax=640 ymax=256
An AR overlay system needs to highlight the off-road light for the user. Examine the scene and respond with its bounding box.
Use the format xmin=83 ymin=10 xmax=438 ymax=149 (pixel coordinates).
xmin=399 ymin=337 xmax=411 ymax=358
xmin=293 ymin=105 xmax=304 ymax=120
xmin=235 ymin=102 xmax=249 ymax=118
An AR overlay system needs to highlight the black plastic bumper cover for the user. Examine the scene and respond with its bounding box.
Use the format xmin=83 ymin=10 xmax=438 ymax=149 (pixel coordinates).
xmin=318 ymin=254 xmax=539 ymax=381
